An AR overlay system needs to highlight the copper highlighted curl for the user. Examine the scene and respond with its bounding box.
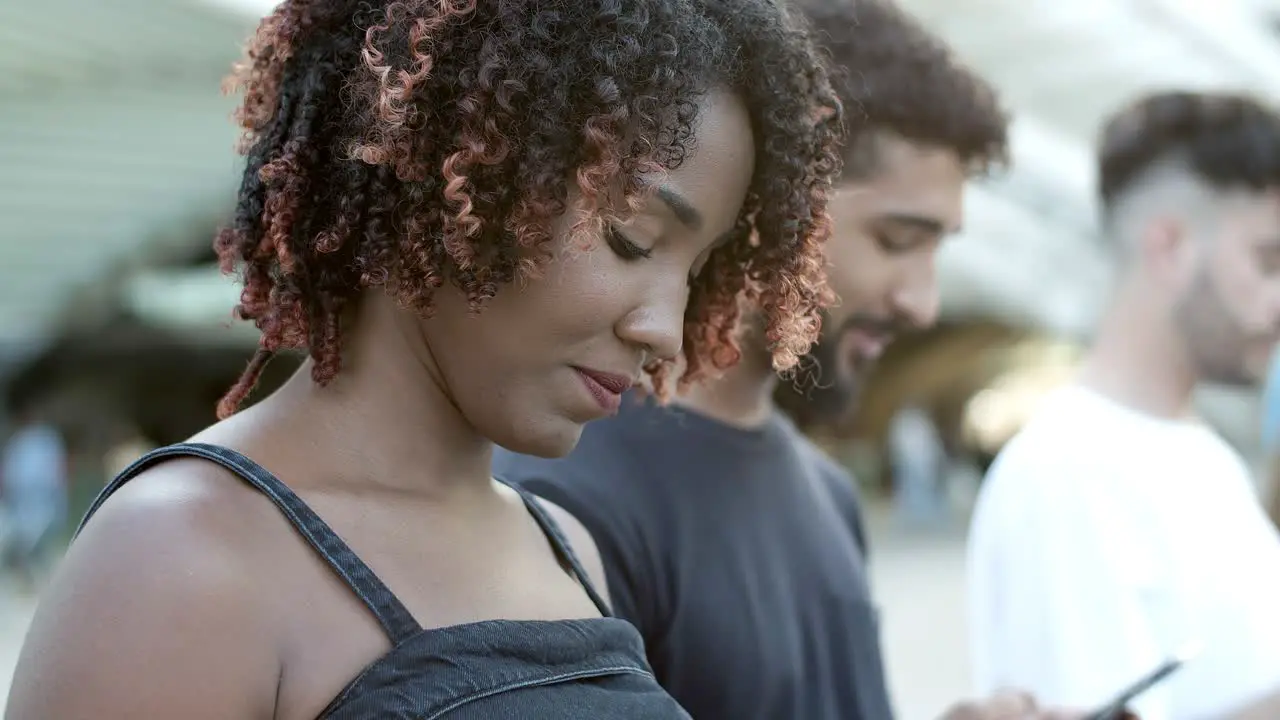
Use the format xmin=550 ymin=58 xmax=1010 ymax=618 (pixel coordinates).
xmin=214 ymin=0 xmax=842 ymax=417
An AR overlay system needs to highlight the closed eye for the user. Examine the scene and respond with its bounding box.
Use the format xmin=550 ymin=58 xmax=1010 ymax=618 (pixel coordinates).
xmin=606 ymin=226 xmax=653 ymax=261
xmin=875 ymin=231 xmax=937 ymax=254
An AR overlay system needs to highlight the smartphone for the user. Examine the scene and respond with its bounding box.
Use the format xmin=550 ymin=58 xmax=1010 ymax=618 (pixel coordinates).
xmin=1084 ymin=644 xmax=1200 ymax=720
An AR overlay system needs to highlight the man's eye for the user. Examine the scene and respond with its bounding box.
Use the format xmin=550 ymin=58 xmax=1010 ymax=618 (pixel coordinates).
xmin=876 ymin=232 xmax=935 ymax=254
xmin=874 ymin=232 xmax=911 ymax=253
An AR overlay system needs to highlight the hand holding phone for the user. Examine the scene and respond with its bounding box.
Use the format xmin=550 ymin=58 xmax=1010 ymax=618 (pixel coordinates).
xmin=1084 ymin=644 xmax=1200 ymax=720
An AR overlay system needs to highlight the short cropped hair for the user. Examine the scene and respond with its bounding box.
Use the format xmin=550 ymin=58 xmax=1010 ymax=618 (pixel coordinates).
xmin=1099 ymin=91 xmax=1280 ymax=213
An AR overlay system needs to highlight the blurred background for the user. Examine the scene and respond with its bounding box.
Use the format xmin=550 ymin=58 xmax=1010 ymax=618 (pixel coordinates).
xmin=4 ymin=0 xmax=1280 ymax=716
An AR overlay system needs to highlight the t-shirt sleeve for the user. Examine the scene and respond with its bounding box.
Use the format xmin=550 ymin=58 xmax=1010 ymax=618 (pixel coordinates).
xmin=968 ymin=450 xmax=1173 ymax=720
xmin=496 ymin=454 xmax=661 ymax=640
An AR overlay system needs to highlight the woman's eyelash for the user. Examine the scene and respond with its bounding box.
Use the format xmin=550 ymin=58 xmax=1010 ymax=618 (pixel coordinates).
xmin=606 ymin=226 xmax=653 ymax=260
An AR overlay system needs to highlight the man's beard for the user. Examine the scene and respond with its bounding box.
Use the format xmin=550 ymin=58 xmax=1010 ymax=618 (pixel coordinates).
xmin=1175 ymin=266 xmax=1260 ymax=388
xmin=772 ymin=313 xmax=902 ymax=430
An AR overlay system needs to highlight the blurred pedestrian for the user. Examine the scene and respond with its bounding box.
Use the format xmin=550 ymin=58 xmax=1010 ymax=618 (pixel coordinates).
xmin=888 ymin=402 xmax=950 ymax=527
xmin=0 ymin=408 xmax=67 ymax=589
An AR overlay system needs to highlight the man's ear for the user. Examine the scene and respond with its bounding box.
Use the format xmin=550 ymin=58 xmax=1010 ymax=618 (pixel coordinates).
xmin=1138 ymin=215 xmax=1198 ymax=286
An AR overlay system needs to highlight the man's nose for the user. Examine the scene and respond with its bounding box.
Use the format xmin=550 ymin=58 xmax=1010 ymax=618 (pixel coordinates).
xmin=893 ymin=268 xmax=941 ymax=330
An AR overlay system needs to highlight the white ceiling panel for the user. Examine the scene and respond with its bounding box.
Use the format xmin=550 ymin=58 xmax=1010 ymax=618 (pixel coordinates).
xmin=0 ymin=0 xmax=253 ymax=350
xmin=898 ymin=0 xmax=1280 ymax=141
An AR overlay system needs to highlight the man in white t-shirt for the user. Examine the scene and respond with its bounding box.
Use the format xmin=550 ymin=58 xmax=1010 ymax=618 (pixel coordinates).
xmin=969 ymin=91 xmax=1280 ymax=720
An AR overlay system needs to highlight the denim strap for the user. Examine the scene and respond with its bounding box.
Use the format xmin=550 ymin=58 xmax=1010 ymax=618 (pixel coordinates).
xmin=78 ymin=442 xmax=423 ymax=644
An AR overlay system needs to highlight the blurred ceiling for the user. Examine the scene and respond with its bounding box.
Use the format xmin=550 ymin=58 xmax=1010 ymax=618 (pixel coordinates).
xmin=0 ymin=0 xmax=249 ymax=352
xmin=5 ymin=0 xmax=1280 ymax=357
xmin=900 ymin=0 xmax=1280 ymax=142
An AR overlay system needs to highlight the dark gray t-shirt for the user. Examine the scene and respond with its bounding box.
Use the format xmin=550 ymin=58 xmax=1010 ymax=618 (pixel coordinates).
xmin=493 ymin=395 xmax=895 ymax=720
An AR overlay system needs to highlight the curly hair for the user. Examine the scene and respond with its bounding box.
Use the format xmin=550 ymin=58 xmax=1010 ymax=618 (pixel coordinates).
xmin=797 ymin=0 xmax=1008 ymax=181
xmin=1098 ymin=90 xmax=1280 ymax=211
xmin=213 ymin=0 xmax=841 ymax=418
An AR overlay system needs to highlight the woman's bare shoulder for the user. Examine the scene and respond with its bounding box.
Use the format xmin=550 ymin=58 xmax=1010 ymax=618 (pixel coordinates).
xmin=6 ymin=458 xmax=283 ymax=720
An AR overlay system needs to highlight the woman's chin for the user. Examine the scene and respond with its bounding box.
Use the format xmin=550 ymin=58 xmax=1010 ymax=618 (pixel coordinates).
xmin=492 ymin=420 xmax=584 ymax=460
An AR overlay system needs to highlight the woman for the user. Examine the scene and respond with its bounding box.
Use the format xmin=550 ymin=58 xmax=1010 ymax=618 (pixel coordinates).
xmin=6 ymin=0 xmax=840 ymax=718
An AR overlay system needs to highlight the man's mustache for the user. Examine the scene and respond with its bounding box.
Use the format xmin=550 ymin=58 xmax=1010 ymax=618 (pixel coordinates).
xmin=832 ymin=313 xmax=911 ymax=341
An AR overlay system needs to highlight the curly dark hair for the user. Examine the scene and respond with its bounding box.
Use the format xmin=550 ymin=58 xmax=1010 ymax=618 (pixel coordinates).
xmin=797 ymin=0 xmax=1007 ymax=181
xmin=1098 ymin=90 xmax=1280 ymax=211
xmin=213 ymin=0 xmax=842 ymax=418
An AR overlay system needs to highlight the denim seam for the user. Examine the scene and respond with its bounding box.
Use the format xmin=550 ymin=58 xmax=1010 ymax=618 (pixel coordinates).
xmin=425 ymin=665 xmax=654 ymax=720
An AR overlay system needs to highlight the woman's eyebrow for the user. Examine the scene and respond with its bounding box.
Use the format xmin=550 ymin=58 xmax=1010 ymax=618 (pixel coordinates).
xmin=649 ymin=184 xmax=703 ymax=231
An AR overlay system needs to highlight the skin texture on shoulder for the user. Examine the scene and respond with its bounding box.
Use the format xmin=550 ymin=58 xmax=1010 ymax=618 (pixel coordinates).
xmin=7 ymin=461 xmax=284 ymax=719
xmin=7 ymin=1 xmax=843 ymax=718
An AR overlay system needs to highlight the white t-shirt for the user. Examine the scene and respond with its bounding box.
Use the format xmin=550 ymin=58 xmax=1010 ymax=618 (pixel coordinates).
xmin=968 ymin=386 xmax=1280 ymax=720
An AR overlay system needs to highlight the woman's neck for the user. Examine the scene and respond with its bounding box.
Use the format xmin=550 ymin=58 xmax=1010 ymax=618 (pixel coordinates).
xmin=254 ymin=293 xmax=495 ymax=501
